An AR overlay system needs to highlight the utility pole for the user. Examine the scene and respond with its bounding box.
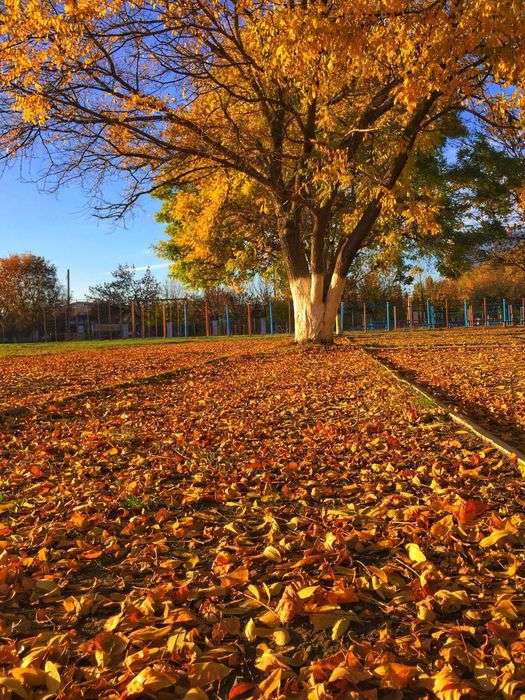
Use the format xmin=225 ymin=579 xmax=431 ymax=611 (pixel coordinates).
xmin=65 ymin=268 xmax=71 ymax=340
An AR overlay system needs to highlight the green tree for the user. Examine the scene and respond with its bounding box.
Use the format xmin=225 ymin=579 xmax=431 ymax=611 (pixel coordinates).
xmin=89 ymin=264 xmax=161 ymax=305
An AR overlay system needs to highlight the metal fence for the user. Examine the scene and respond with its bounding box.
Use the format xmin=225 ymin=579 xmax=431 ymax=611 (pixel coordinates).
xmin=341 ymin=297 xmax=525 ymax=331
xmin=2 ymin=295 xmax=525 ymax=343
xmin=0 ymin=298 xmax=293 ymax=342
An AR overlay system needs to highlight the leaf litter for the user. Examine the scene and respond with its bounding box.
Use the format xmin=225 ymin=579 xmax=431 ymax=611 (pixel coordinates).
xmin=0 ymin=343 xmax=524 ymax=699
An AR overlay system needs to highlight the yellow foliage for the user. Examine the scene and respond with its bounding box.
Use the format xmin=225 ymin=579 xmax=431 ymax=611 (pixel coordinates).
xmin=1 ymin=0 xmax=525 ymax=310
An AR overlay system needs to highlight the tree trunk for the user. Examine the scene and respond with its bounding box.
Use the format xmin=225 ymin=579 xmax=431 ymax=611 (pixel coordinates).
xmin=278 ymin=205 xmax=345 ymax=343
xmin=290 ymin=274 xmax=345 ymax=343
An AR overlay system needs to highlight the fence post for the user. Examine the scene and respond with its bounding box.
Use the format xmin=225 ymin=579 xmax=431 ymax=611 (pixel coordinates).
xmin=502 ymin=298 xmax=507 ymax=326
xmin=204 ymin=300 xmax=210 ymax=336
xmin=225 ymin=305 xmax=230 ymax=336
xmin=247 ymin=302 xmax=253 ymax=335
xmin=426 ymin=299 xmax=431 ymax=328
xmin=362 ymin=302 xmax=367 ymax=331
xmin=463 ymin=300 xmax=469 ymax=327
xmin=340 ymin=302 xmax=345 ymax=333
xmin=510 ymin=303 xmax=514 ymax=325
xmin=393 ymin=305 xmax=397 ymax=330
xmin=269 ymin=302 xmax=274 ymax=334
xmin=184 ymin=302 xmax=188 ymax=337
xmin=131 ymin=301 xmax=136 ymax=337
xmin=386 ymin=301 xmax=390 ymax=331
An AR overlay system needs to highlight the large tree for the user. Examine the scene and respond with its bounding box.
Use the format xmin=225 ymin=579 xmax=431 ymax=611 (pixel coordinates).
xmin=0 ymin=254 xmax=64 ymax=338
xmin=1 ymin=1 xmax=524 ymax=342
xmin=155 ymin=129 xmax=525 ymax=293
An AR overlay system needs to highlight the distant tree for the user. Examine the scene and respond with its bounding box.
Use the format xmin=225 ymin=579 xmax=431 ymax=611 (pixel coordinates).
xmin=88 ymin=264 xmax=137 ymax=305
xmin=0 ymin=254 xmax=64 ymax=337
xmin=416 ymin=265 xmax=525 ymax=305
xmin=136 ymin=268 xmax=162 ymax=305
xmin=453 ymin=265 xmax=525 ymax=303
xmin=89 ymin=264 xmax=161 ymax=305
xmin=492 ymin=244 xmax=525 ymax=275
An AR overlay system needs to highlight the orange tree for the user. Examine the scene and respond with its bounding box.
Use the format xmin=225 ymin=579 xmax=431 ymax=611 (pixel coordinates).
xmin=1 ymin=1 xmax=525 ymax=342
xmin=0 ymin=254 xmax=64 ymax=338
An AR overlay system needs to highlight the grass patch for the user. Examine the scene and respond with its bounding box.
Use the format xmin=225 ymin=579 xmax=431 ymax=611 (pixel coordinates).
xmin=412 ymin=390 xmax=440 ymax=410
xmin=0 ymin=334 xmax=288 ymax=358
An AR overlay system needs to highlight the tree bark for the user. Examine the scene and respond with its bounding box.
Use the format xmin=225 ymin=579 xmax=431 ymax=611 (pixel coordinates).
xmin=279 ymin=205 xmax=347 ymax=344
xmin=290 ymin=273 xmax=345 ymax=343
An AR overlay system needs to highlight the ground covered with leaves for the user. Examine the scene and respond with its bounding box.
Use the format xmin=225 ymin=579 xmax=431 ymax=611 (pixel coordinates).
xmin=0 ymin=339 xmax=280 ymax=414
xmin=368 ymin=329 xmax=525 ymax=452
xmin=1 ymin=339 xmax=525 ymax=699
xmin=349 ymin=327 xmax=525 ymax=348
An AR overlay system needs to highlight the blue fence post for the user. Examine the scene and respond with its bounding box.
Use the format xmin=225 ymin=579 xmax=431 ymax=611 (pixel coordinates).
xmin=269 ymin=302 xmax=274 ymax=334
xmin=386 ymin=301 xmax=390 ymax=331
xmin=426 ymin=299 xmax=431 ymax=328
xmin=340 ymin=302 xmax=344 ymax=332
xmin=431 ymin=302 xmax=436 ymax=328
xmin=225 ymin=305 xmax=230 ymax=336
xmin=184 ymin=302 xmax=188 ymax=337
xmin=502 ymin=298 xmax=507 ymax=326
xmin=464 ymin=300 xmax=469 ymax=327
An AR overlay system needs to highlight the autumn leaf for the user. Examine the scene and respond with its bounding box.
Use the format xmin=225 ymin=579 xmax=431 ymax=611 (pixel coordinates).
xmin=184 ymin=689 xmax=209 ymax=700
xmin=374 ymin=662 xmax=417 ymax=689
xmin=406 ymin=543 xmax=427 ymax=564
xmin=10 ymin=667 xmax=48 ymax=688
xmin=220 ymin=565 xmax=250 ymax=588
xmin=126 ymin=667 xmax=180 ymax=695
xmin=244 ymin=618 xmax=257 ymax=642
xmin=434 ymin=589 xmax=470 ymax=613
xmin=187 ymin=662 xmax=231 ymax=687
xmin=457 ymin=499 xmax=489 ymax=526
xmin=93 ymin=632 xmax=127 ymax=669
xmin=229 ymin=681 xmax=255 ymax=699
xmin=275 ymin=585 xmax=302 ymax=624
xmin=431 ymin=666 xmax=476 ymax=700
xmin=262 ymin=545 xmax=282 ymax=562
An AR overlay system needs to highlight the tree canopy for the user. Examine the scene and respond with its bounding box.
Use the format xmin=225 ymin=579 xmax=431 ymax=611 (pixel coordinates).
xmin=0 ymin=254 xmax=64 ymax=338
xmin=1 ymin=0 xmax=525 ymax=340
xmin=88 ymin=264 xmax=162 ymax=305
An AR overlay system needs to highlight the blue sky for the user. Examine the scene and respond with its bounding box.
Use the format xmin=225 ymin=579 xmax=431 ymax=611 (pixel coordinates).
xmin=0 ymin=165 xmax=170 ymax=300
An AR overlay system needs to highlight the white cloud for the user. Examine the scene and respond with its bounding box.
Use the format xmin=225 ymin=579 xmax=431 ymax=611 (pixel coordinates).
xmin=134 ymin=263 xmax=170 ymax=272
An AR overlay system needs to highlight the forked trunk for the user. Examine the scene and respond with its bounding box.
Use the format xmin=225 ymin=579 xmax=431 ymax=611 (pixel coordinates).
xmin=290 ymin=274 xmax=345 ymax=344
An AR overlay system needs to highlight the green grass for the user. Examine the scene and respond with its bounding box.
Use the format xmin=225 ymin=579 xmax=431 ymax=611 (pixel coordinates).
xmin=0 ymin=334 xmax=288 ymax=358
xmin=120 ymin=495 xmax=146 ymax=511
